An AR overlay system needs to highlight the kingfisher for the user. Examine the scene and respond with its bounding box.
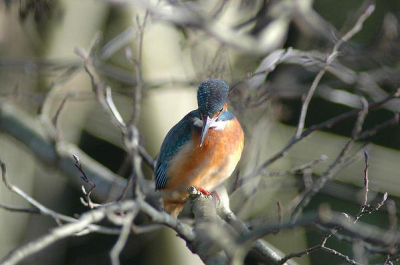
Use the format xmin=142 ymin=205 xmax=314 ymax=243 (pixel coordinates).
xmin=154 ymin=79 xmax=244 ymax=217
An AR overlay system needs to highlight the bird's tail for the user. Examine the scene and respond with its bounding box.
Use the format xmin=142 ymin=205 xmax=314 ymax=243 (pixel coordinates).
xmin=163 ymin=198 xmax=186 ymax=218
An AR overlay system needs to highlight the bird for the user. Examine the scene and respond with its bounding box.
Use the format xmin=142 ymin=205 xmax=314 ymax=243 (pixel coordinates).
xmin=154 ymin=79 xmax=244 ymax=217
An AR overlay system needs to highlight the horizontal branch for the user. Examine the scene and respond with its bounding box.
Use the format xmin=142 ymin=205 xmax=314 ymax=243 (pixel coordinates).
xmin=245 ymin=87 xmax=400 ymax=181
xmin=130 ymin=0 xmax=292 ymax=55
xmin=0 ymin=99 xmax=129 ymax=201
xmin=0 ymin=201 xmax=136 ymax=265
xmin=243 ymin=210 xmax=400 ymax=248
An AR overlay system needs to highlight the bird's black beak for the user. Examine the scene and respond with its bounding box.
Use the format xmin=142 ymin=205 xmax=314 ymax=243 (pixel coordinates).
xmin=200 ymin=115 xmax=212 ymax=147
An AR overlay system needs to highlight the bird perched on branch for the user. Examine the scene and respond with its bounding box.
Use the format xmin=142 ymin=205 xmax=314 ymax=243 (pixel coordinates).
xmin=155 ymin=79 xmax=244 ymax=217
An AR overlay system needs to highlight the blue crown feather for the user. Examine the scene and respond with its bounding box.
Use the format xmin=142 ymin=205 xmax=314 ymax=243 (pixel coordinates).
xmin=197 ymin=79 xmax=229 ymax=117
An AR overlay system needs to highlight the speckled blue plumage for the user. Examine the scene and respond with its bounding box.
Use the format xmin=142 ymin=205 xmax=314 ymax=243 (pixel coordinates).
xmin=197 ymin=79 xmax=229 ymax=117
xmin=155 ymin=110 xmax=200 ymax=190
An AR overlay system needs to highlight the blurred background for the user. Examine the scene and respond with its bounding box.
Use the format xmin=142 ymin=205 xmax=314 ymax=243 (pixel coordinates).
xmin=1 ymin=0 xmax=400 ymax=264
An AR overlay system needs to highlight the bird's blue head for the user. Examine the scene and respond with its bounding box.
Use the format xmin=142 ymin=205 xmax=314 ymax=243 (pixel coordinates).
xmin=197 ymin=79 xmax=229 ymax=117
xmin=197 ymin=79 xmax=230 ymax=147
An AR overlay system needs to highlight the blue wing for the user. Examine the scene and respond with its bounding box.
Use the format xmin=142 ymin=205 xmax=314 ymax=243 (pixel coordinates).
xmin=155 ymin=110 xmax=199 ymax=190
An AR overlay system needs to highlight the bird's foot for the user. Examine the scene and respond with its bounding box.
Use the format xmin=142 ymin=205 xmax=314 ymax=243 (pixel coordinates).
xmin=196 ymin=188 xmax=221 ymax=204
xmin=197 ymin=187 xmax=211 ymax=196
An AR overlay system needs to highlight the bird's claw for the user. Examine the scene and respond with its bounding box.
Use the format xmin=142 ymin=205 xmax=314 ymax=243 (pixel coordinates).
xmin=197 ymin=187 xmax=211 ymax=196
xmin=197 ymin=188 xmax=221 ymax=205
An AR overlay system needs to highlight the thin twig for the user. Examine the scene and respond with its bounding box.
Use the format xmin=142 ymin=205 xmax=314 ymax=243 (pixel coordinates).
xmin=279 ymin=235 xmax=361 ymax=265
xmin=290 ymin=98 xmax=369 ymax=221
xmin=238 ymin=1 xmax=379 ymax=189
xmin=384 ymin=200 xmax=397 ymax=264
xmin=358 ymin=112 xmax=400 ymax=140
xmin=0 ymin=201 xmax=136 ymax=265
xmin=122 ymin=11 xmax=151 ymax=200
xmin=0 ymin=203 xmax=40 ymax=214
xmin=296 ymin=65 xmax=330 ymax=138
xmin=351 ymin=98 xmax=369 ymax=140
xmin=281 ymin=149 xmax=388 ymax=264
xmin=0 ymin=160 xmax=194 ymax=265
xmin=73 ymin=154 xmax=97 ymax=209
xmin=242 ymin=87 xmax=400 ymax=188
xmin=275 ymin=200 xmax=282 ymax=235
xmin=110 ymin=210 xmax=136 ymax=265
xmin=0 ymin=159 xmax=119 ymax=234
xmin=99 ymin=27 xmax=136 ymax=61
xmin=262 ymin=155 xmax=328 ymax=177
xmin=105 ymin=87 xmax=127 ymax=128
xmin=362 ymin=150 xmax=369 ymax=207
xmin=52 ymin=93 xmax=70 ymax=130
xmin=76 ymin=43 xmax=154 ymax=201
xmin=243 ymin=209 xmax=400 ymax=251
xmin=295 ymin=2 xmax=375 ymax=138
xmin=127 ymin=10 xmax=149 ymax=126
xmin=117 ymin=172 xmax=134 ymax=201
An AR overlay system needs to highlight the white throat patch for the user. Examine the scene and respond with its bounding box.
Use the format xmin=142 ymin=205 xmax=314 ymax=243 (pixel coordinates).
xmin=192 ymin=117 xmax=227 ymax=130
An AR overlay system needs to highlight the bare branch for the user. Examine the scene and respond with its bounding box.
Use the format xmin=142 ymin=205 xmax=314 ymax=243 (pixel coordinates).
xmin=75 ymin=46 xmax=127 ymax=132
xmin=51 ymin=93 xmax=70 ymax=131
xmin=130 ymin=0 xmax=291 ymax=55
xmin=362 ymin=150 xmax=369 ymax=207
xmin=282 ymin=148 xmax=389 ymax=264
xmin=0 ymin=159 xmax=120 ymax=233
xmin=76 ymin=39 xmax=154 ymax=200
xmin=99 ymin=27 xmax=136 ymax=61
xmin=0 ymin=201 xmax=136 ymax=265
xmin=295 ymin=2 xmax=375 ymax=138
xmin=279 ymin=235 xmax=361 ymax=265
xmin=0 ymin=91 xmax=129 ymax=201
xmin=220 ymin=203 xmax=285 ymax=265
xmin=384 ymin=199 xmax=398 ymax=264
xmin=127 ymin=10 xmax=149 ymax=127
xmin=261 ymin=155 xmax=328 ymax=178
xmin=245 ymin=208 xmax=400 ymax=250
xmin=244 ymin=88 xmax=400 ymax=186
xmin=358 ymin=112 xmax=400 ymax=140
xmin=291 ymin=97 xmax=369 ymax=221
xmin=0 ymin=203 xmax=39 ymax=214
xmin=110 ymin=211 xmax=136 ymax=265
xmin=233 ymin=2 xmax=379 ymax=197
xmin=73 ymin=154 xmax=98 ymax=209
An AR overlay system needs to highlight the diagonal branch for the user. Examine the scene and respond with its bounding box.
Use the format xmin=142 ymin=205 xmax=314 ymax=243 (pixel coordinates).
xmin=0 ymin=159 xmax=120 ymax=234
xmin=0 ymin=201 xmax=136 ymax=265
xmin=244 ymin=87 xmax=400 ymax=184
xmin=295 ymin=1 xmax=375 ymax=138
xmin=290 ymin=98 xmax=369 ymax=221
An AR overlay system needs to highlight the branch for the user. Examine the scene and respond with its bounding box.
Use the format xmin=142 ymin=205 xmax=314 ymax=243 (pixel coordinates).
xmin=109 ymin=211 xmax=136 ymax=265
xmin=295 ymin=1 xmax=375 ymax=138
xmin=243 ymin=87 xmax=400 ymax=184
xmin=240 ymin=1 xmax=384 ymax=185
xmin=76 ymin=43 xmax=153 ymax=200
xmin=221 ymin=207 xmax=285 ymax=265
xmin=188 ymin=187 xmax=231 ymax=264
xmin=280 ymin=150 xmax=388 ymax=264
xmin=129 ymin=0 xmax=292 ymax=55
xmin=0 ymin=166 xmax=194 ymax=265
xmin=0 ymin=159 xmax=120 ymax=234
xmin=244 ymin=209 xmax=400 ymax=248
xmin=0 ymin=203 xmax=39 ymax=214
xmin=0 ymin=201 xmax=137 ymax=265
xmin=290 ymin=98 xmax=369 ymax=221
xmin=0 ymin=99 xmax=129 ymax=201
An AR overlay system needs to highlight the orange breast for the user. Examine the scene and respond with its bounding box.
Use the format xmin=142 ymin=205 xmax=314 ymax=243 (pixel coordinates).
xmin=163 ymin=118 xmax=244 ymax=201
